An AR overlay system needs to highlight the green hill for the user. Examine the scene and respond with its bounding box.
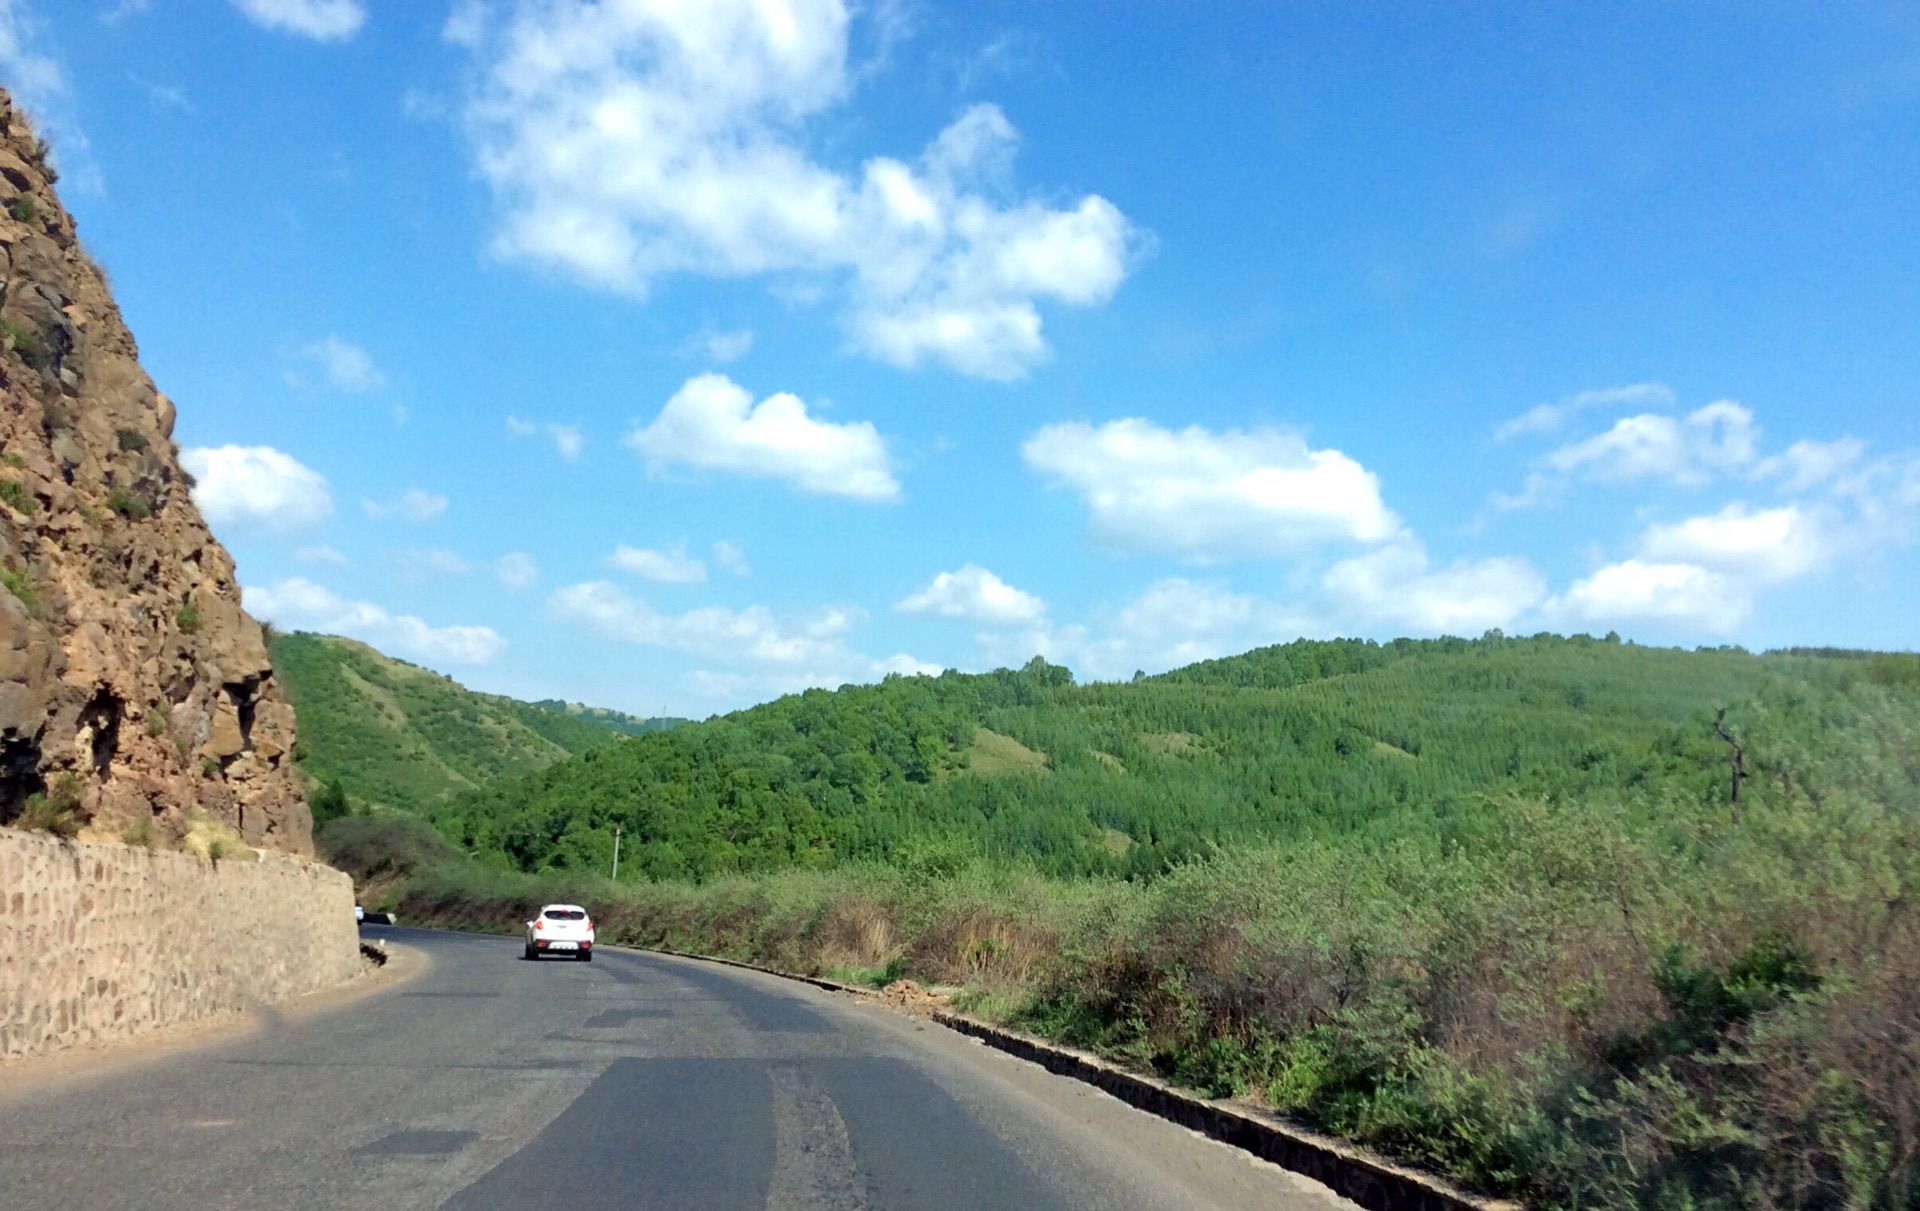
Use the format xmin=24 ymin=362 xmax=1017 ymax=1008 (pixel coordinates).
xmin=421 ymin=633 xmax=1904 ymax=881
xmin=270 ymin=631 xmax=682 ymax=814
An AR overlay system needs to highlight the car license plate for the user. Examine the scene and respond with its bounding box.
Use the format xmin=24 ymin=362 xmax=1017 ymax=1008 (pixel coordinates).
xmin=551 ymin=941 xmax=577 ymax=950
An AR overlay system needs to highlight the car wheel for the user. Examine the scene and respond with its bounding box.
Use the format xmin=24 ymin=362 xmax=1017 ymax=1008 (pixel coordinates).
xmin=523 ymin=943 xmax=535 ymax=961
xmin=581 ymin=951 xmax=592 ymax=963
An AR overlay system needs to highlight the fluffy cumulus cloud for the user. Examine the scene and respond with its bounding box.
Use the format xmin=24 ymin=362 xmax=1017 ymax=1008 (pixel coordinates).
xmin=1637 ymin=503 xmax=1831 ymax=585
xmin=1324 ymin=544 xmax=1547 ymax=633
xmin=608 ymin=543 xmax=706 ymax=585
xmin=1544 ymin=560 xmax=1749 ymax=632
xmin=1751 ymin=437 xmax=1867 ymax=494
xmin=625 ymin=373 xmax=898 ymax=501
xmin=549 ymin=580 xmax=862 ymax=665
xmin=896 ymin=564 xmax=1045 ymax=624
xmin=506 ymin=416 xmax=584 ymax=460
xmin=1547 ymin=401 xmax=1757 ymax=486
xmin=1023 ymin=419 xmax=1402 ymax=562
xmin=453 ymin=0 xmax=1139 ymax=379
xmin=362 ymin=488 xmax=448 ymax=523
xmin=229 ymin=0 xmax=365 ymax=41
xmin=181 ymin=444 xmax=333 ymax=533
xmin=290 ymin=335 xmax=385 ymax=393
xmin=244 ymin=578 xmax=505 ymax=664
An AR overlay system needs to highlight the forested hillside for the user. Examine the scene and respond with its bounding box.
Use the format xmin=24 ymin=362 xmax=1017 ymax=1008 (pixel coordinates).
xmin=270 ymin=632 xmax=682 ymax=816
xmin=423 ymin=634 xmax=1895 ymax=881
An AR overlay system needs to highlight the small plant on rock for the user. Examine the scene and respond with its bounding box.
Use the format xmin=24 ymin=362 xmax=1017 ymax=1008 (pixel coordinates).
xmin=18 ymin=774 xmax=86 ymax=838
xmin=3 ymin=567 xmax=40 ymax=617
xmin=115 ymin=428 xmax=147 ymax=452
xmin=106 ymin=487 xmax=150 ymax=519
xmin=0 ymin=477 xmax=35 ymax=515
xmin=7 ymin=195 xmax=36 ymax=222
xmin=176 ymin=602 xmax=201 ymax=634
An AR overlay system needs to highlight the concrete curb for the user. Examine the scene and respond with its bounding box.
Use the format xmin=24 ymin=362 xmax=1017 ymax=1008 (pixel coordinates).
xmin=631 ymin=943 xmax=1517 ymax=1211
xmin=930 ymin=1010 xmax=1519 ymax=1211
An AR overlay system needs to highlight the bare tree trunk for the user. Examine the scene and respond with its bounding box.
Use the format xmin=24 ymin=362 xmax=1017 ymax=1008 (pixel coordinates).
xmin=1714 ymin=708 xmax=1747 ymax=823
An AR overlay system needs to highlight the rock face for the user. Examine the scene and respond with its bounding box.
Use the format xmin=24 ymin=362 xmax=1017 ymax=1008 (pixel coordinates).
xmin=0 ymin=91 xmax=308 ymax=853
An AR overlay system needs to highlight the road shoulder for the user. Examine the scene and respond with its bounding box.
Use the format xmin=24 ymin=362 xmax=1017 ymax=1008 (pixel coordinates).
xmin=0 ymin=940 xmax=430 ymax=1105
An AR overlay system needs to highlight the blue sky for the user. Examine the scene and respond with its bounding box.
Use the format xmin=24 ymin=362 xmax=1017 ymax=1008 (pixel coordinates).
xmin=4 ymin=0 xmax=1916 ymax=717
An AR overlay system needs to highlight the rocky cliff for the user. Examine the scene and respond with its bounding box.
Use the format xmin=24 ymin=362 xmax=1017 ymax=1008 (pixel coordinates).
xmin=0 ymin=91 xmax=308 ymax=853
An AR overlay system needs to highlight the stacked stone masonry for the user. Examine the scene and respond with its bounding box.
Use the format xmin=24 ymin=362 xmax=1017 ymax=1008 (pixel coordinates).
xmin=0 ymin=829 xmax=358 ymax=1059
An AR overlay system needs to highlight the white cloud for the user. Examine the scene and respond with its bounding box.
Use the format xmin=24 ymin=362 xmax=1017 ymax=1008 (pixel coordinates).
xmin=1494 ymin=383 xmax=1675 ymax=442
xmin=1323 ymin=544 xmax=1547 ymax=634
xmin=713 ymin=540 xmax=751 ymax=577
xmin=1751 ymin=437 xmax=1867 ymax=494
xmin=1638 ymin=503 xmax=1831 ymax=586
xmin=692 ymin=328 xmax=754 ymax=363
xmin=361 ymin=489 xmax=448 ymax=524
xmin=296 ymin=544 xmax=348 ymax=567
xmin=506 ymin=416 xmax=584 ymax=460
xmin=1544 ymin=400 xmax=1757 ymax=486
xmin=549 ymin=580 xmax=862 ymax=664
xmin=400 ymin=548 xmax=471 ymax=578
xmin=453 ymin=1 xmax=1139 ymax=379
xmin=874 ymin=653 xmax=944 ymax=678
xmin=0 ymin=0 xmax=102 ymax=193
xmin=979 ymin=577 xmax=1318 ymax=683
xmin=294 ymin=336 xmax=386 ymax=393
xmin=181 ymin=444 xmax=333 ymax=533
xmin=244 ymin=577 xmax=505 ymax=665
xmin=229 ymin=0 xmax=364 ymax=41
xmin=1544 ymin=560 xmax=1749 ymax=632
xmin=608 ymin=543 xmax=707 ymax=585
xmin=625 ymin=373 xmax=899 ymax=502
xmin=1023 ymin=418 xmax=1402 ymax=562
xmin=896 ymin=564 xmax=1045 ymax=624
xmin=495 ymin=552 xmax=539 ymax=591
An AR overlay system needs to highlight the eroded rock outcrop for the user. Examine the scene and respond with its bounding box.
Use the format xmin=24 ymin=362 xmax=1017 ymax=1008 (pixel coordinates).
xmin=0 ymin=91 xmax=308 ymax=853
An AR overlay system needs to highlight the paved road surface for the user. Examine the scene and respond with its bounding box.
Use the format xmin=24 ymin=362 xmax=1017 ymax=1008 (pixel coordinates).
xmin=0 ymin=926 xmax=1353 ymax=1210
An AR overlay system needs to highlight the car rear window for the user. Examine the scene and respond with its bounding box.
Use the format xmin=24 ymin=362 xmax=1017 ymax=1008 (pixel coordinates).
xmin=543 ymin=909 xmax=587 ymax=920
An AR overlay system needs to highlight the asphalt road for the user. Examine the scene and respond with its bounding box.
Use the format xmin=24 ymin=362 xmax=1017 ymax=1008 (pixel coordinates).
xmin=0 ymin=926 xmax=1353 ymax=1211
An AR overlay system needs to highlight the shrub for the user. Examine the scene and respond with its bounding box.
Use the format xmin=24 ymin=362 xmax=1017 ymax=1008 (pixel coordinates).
xmin=7 ymin=195 xmax=35 ymax=222
xmin=122 ymin=821 xmax=158 ymax=849
xmin=1 ymin=451 xmax=23 ymax=468
xmin=200 ymin=757 xmax=221 ymax=777
xmin=106 ymin=487 xmax=150 ymax=519
xmin=145 ymin=707 xmax=169 ymax=738
xmin=0 ymin=478 xmax=35 ymax=514
xmin=0 ymin=316 xmax=50 ymax=370
xmin=175 ymin=602 xmax=201 ymax=634
xmin=115 ymin=428 xmax=147 ymax=452
xmin=17 ymin=774 xmax=86 ymax=837
xmin=3 ymin=567 xmax=39 ymax=617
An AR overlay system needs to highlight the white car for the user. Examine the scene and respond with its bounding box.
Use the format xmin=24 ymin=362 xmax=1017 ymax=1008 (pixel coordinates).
xmin=525 ymin=904 xmax=595 ymax=962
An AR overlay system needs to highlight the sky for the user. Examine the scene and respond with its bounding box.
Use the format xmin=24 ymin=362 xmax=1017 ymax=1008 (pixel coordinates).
xmin=2 ymin=0 xmax=1916 ymax=718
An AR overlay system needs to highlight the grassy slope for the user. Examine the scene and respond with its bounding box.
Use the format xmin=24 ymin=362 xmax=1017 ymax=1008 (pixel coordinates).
xmin=271 ymin=631 xmax=677 ymax=812
xmin=422 ymin=635 xmax=1868 ymax=881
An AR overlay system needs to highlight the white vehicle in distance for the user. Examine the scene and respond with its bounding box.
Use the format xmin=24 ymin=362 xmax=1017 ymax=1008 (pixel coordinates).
xmin=525 ymin=904 xmax=595 ymax=962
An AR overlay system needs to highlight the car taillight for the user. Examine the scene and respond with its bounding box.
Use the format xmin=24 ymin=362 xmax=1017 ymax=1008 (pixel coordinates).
xmin=535 ymin=919 xmax=545 ymax=930
xmin=584 ymin=920 xmax=593 ymax=930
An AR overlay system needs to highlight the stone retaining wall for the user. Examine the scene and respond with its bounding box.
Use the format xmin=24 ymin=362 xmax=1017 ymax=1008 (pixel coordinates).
xmin=0 ymin=828 xmax=359 ymax=1059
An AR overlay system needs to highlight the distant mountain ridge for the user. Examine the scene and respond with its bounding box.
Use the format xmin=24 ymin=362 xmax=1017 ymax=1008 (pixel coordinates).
xmin=422 ymin=634 xmax=1904 ymax=882
xmin=270 ymin=632 xmax=681 ymax=814
xmin=528 ymin=699 xmax=686 ymax=736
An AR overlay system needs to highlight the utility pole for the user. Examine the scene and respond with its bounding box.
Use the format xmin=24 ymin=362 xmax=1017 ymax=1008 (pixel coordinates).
xmin=611 ymin=826 xmax=622 ymax=882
